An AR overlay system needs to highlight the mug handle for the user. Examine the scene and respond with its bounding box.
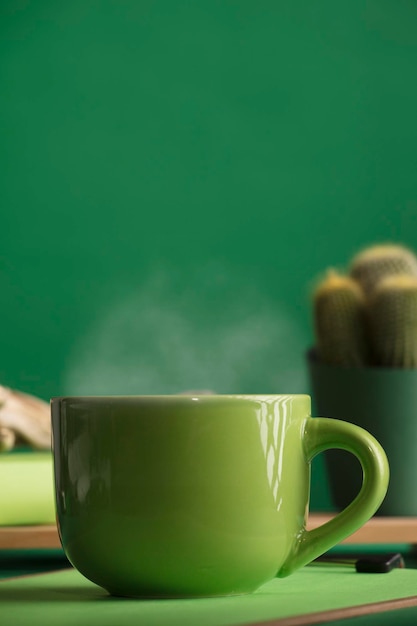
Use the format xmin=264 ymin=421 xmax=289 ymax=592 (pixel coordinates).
xmin=278 ymin=416 xmax=390 ymax=577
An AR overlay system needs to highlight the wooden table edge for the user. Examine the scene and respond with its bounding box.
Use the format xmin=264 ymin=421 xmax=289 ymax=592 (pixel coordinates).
xmin=307 ymin=514 xmax=417 ymax=544
xmin=0 ymin=525 xmax=61 ymax=549
xmin=250 ymin=595 xmax=417 ymax=626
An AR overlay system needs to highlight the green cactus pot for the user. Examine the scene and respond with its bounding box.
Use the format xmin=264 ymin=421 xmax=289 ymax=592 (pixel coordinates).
xmin=307 ymin=349 xmax=417 ymax=516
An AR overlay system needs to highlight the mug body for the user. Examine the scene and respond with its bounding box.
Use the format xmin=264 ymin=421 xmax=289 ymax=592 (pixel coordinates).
xmin=51 ymin=394 xmax=311 ymax=597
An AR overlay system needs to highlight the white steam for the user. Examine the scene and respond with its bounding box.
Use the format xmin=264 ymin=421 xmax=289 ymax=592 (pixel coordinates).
xmin=63 ymin=268 xmax=308 ymax=395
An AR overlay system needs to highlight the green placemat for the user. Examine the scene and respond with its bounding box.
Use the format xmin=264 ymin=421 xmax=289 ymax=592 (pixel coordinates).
xmin=0 ymin=451 xmax=55 ymax=525
xmin=2 ymin=565 xmax=417 ymax=626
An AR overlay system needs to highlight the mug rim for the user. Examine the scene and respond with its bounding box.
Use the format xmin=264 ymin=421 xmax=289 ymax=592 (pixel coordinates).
xmin=50 ymin=393 xmax=311 ymax=402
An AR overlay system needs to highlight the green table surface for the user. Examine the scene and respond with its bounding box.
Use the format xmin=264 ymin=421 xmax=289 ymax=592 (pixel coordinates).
xmin=2 ymin=560 xmax=417 ymax=626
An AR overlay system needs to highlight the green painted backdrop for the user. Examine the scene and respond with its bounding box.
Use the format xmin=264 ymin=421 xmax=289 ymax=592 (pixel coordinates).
xmin=2 ymin=1 xmax=417 ymax=509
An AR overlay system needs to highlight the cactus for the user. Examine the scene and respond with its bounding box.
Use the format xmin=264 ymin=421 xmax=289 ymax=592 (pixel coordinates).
xmin=367 ymin=274 xmax=417 ymax=368
xmin=311 ymin=243 xmax=417 ymax=368
xmin=349 ymin=244 xmax=417 ymax=296
xmin=313 ymin=270 xmax=369 ymax=367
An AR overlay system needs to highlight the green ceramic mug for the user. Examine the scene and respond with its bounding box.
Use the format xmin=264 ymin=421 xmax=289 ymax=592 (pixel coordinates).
xmin=51 ymin=394 xmax=389 ymax=598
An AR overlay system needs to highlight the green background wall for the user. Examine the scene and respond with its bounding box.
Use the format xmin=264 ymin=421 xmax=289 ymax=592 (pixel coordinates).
xmin=2 ymin=1 xmax=417 ymax=509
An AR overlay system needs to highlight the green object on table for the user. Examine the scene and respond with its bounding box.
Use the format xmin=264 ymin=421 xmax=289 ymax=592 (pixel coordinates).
xmin=2 ymin=565 xmax=417 ymax=626
xmin=0 ymin=451 xmax=55 ymax=525
xmin=51 ymin=394 xmax=388 ymax=597
xmin=308 ymin=355 xmax=417 ymax=516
